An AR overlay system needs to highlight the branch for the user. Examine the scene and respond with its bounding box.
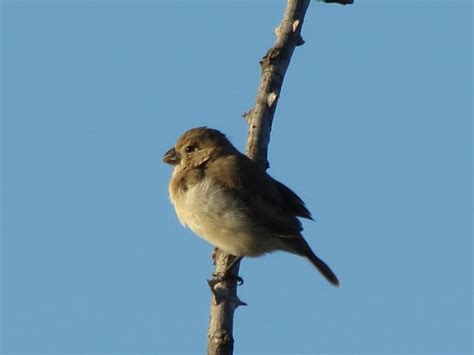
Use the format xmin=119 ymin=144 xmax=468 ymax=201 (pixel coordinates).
xmin=207 ymin=0 xmax=353 ymax=353
xmin=245 ymin=0 xmax=311 ymax=167
xmin=207 ymin=1 xmax=310 ymax=354
xmin=207 ymin=250 xmax=244 ymax=355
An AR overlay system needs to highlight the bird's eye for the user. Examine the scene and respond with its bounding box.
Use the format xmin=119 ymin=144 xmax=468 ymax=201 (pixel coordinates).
xmin=185 ymin=145 xmax=195 ymax=153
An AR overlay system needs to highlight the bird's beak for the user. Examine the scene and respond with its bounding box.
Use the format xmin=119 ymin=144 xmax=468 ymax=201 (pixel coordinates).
xmin=163 ymin=147 xmax=180 ymax=166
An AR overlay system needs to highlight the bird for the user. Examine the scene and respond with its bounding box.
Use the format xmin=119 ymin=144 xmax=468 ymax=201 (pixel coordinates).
xmin=163 ymin=127 xmax=339 ymax=286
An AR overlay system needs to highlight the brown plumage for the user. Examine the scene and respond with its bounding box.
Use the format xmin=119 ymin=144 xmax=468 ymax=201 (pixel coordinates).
xmin=163 ymin=127 xmax=339 ymax=286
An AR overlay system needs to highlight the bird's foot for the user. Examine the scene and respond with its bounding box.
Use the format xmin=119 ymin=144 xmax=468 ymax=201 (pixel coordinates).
xmin=207 ymin=254 xmax=246 ymax=305
xmin=208 ymin=272 xmax=244 ymax=289
xmin=207 ymin=274 xmax=247 ymax=306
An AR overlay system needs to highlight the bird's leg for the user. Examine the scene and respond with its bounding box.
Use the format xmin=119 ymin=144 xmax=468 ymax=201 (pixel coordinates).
xmin=224 ymin=256 xmax=243 ymax=278
xmin=208 ymin=252 xmax=247 ymax=305
xmin=210 ymin=255 xmax=244 ymax=287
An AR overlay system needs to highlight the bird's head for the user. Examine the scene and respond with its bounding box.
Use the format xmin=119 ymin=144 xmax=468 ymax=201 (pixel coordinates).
xmin=163 ymin=127 xmax=236 ymax=169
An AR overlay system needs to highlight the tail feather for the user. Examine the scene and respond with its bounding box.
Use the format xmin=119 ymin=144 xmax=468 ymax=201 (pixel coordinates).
xmin=283 ymin=237 xmax=340 ymax=287
xmin=305 ymin=252 xmax=340 ymax=287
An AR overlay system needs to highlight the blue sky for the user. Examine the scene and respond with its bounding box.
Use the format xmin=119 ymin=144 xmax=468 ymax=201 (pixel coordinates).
xmin=1 ymin=0 xmax=472 ymax=354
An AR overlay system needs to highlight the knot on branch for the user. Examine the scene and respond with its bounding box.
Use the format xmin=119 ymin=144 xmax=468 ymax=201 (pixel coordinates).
xmin=208 ymin=331 xmax=234 ymax=352
xmin=291 ymin=19 xmax=305 ymax=46
xmin=274 ymin=24 xmax=282 ymax=37
xmin=260 ymin=47 xmax=282 ymax=68
xmin=267 ymin=92 xmax=279 ymax=108
xmin=292 ymin=19 xmax=301 ymax=32
xmin=208 ymin=278 xmax=247 ymax=306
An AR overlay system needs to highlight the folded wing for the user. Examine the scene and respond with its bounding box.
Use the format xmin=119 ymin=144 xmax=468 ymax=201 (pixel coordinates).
xmin=207 ymin=154 xmax=313 ymax=238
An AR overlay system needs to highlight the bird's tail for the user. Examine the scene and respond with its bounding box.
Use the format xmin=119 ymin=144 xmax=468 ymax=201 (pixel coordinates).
xmin=305 ymin=249 xmax=340 ymax=287
xmin=286 ymin=237 xmax=340 ymax=287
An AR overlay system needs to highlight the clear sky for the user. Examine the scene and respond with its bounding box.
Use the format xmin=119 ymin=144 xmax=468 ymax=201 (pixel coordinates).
xmin=1 ymin=0 xmax=472 ymax=354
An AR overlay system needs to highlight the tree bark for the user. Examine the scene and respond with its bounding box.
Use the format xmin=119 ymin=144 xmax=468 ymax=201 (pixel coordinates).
xmin=207 ymin=0 xmax=352 ymax=354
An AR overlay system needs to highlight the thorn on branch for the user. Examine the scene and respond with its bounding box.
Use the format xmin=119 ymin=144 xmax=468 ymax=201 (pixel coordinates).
xmin=242 ymin=109 xmax=253 ymax=123
xmin=236 ymin=298 xmax=248 ymax=307
xmin=295 ymin=35 xmax=305 ymax=46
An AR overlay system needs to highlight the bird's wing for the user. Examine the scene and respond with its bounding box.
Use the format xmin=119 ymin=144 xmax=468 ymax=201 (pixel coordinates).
xmin=272 ymin=179 xmax=313 ymax=220
xmin=206 ymin=153 xmax=312 ymax=237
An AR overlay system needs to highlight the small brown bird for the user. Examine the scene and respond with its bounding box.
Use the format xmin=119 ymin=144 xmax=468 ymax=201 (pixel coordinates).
xmin=163 ymin=127 xmax=339 ymax=286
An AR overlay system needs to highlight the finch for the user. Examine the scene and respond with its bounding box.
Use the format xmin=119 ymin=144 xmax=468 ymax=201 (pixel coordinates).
xmin=163 ymin=127 xmax=339 ymax=286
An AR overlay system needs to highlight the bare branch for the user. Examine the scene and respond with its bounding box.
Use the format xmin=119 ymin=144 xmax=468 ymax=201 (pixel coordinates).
xmin=207 ymin=1 xmax=310 ymax=354
xmin=207 ymin=0 xmax=352 ymax=353
xmin=245 ymin=0 xmax=311 ymax=168
xmin=207 ymin=250 xmax=245 ymax=355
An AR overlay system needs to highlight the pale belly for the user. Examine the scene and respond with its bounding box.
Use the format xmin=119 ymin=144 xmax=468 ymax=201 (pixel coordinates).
xmin=170 ymin=177 xmax=279 ymax=256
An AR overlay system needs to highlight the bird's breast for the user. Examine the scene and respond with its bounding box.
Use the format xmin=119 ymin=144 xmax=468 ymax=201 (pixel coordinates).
xmin=169 ymin=176 xmax=274 ymax=256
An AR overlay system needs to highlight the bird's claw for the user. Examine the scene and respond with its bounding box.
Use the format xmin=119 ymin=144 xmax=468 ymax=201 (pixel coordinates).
xmin=207 ymin=276 xmax=247 ymax=306
xmin=209 ymin=272 xmax=244 ymax=287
